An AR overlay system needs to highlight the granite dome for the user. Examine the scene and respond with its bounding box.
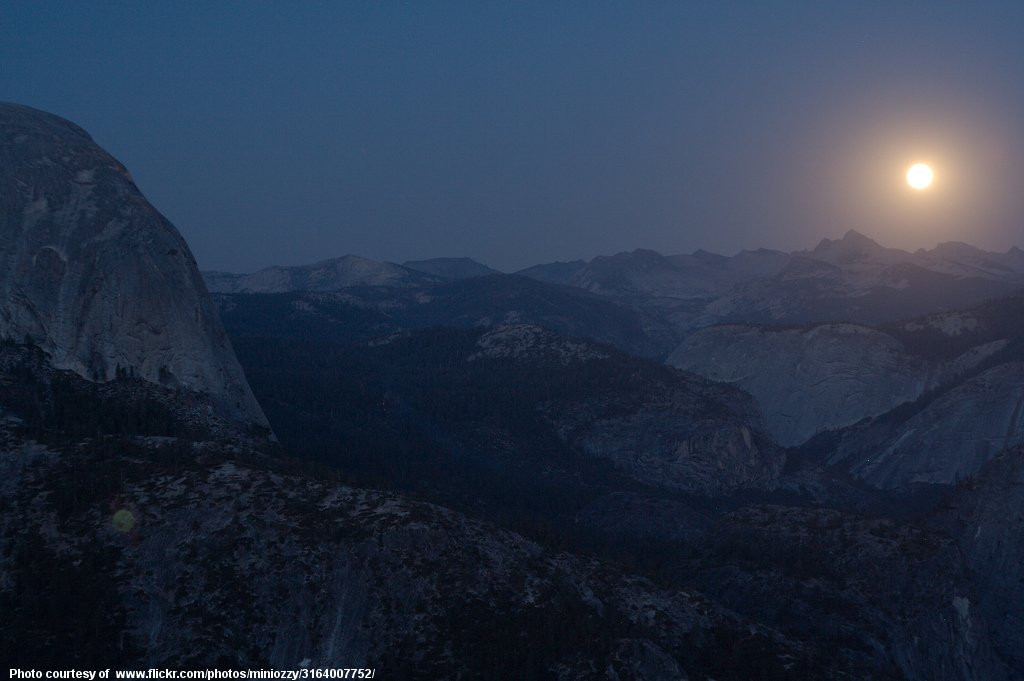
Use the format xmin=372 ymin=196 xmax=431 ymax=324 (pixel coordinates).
xmin=0 ymin=102 xmax=266 ymax=427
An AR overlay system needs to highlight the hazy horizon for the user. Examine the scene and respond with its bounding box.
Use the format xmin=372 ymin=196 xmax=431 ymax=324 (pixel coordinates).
xmin=5 ymin=3 xmax=1024 ymax=272
xmin=197 ymin=226 xmax=1022 ymax=276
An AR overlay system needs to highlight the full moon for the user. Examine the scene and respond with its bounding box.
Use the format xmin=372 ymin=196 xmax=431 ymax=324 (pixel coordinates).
xmin=906 ymin=163 xmax=934 ymax=190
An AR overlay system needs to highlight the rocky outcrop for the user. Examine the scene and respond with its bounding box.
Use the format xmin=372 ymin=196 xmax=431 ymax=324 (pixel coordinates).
xmin=692 ymin=505 xmax=1012 ymax=681
xmin=0 ymin=362 xmax=839 ymax=678
xmin=542 ymin=372 xmax=782 ymax=494
xmin=672 ymin=288 xmax=1024 ymax=488
xmin=668 ymin=323 xmax=931 ymax=446
xmin=937 ymin=447 xmax=1024 ymax=673
xmin=831 ymin=363 xmax=1024 ymax=489
xmin=0 ymin=103 xmax=266 ymax=426
xmin=234 ymin=323 xmax=785 ymax=497
xmin=884 ymin=292 xmax=1024 ymax=361
xmin=1 ymin=308 xmax=1015 ymax=679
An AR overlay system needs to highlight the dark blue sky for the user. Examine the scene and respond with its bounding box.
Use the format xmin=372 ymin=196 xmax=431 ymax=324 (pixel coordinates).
xmin=4 ymin=2 xmax=1024 ymax=272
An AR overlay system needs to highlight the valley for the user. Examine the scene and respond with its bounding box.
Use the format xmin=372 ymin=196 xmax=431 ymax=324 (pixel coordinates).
xmin=3 ymin=101 xmax=1024 ymax=680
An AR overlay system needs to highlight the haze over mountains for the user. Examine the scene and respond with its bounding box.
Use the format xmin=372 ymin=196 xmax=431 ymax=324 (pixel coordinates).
xmin=1 ymin=101 xmax=806 ymax=678
xmin=205 ymin=229 xmax=1024 ymax=333
xmin=204 ymin=231 xmax=1024 ymax=485
xmin=4 ymin=102 xmax=1024 ymax=678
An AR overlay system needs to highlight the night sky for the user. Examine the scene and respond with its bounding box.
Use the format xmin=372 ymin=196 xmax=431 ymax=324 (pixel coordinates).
xmin=4 ymin=2 xmax=1024 ymax=272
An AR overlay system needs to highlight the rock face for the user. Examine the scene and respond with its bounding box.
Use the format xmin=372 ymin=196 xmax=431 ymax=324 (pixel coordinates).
xmin=234 ymin=323 xmax=785 ymax=498
xmin=0 ymin=441 xmax=824 ymax=677
xmin=691 ymin=504 xmax=1012 ymax=681
xmin=0 ymin=102 xmax=266 ymax=427
xmin=938 ymin=447 xmax=1024 ymax=673
xmin=829 ymin=363 xmax=1024 ymax=489
xmin=773 ymin=292 xmax=1024 ymax=489
xmin=670 ymin=291 xmax=1024 ymax=453
xmin=1 ymin=318 xmax=1015 ymax=679
xmin=0 ymin=355 xmax=843 ymax=679
xmin=669 ymin=323 xmax=930 ymax=446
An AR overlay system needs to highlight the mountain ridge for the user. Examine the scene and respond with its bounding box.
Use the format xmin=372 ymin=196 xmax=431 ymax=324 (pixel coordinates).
xmin=205 ymin=232 xmax=1024 ymax=336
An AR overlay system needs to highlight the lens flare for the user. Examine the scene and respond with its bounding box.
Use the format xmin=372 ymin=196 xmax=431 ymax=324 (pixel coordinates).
xmin=112 ymin=509 xmax=136 ymax=533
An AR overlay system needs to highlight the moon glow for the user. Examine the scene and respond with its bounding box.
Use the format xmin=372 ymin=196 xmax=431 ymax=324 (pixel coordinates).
xmin=906 ymin=163 xmax=934 ymax=190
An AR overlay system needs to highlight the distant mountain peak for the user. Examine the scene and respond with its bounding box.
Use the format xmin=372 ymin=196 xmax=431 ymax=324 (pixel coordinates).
xmin=691 ymin=248 xmax=727 ymax=262
xmin=515 ymin=259 xmax=588 ymax=286
xmin=741 ymin=247 xmax=786 ymax=255
xmin=932 ymin=241 xmax=985 ymax=259
xmin=842 ymin=228 xmax=873 ymax=241
xmin=813 ymin=229 xmax=884 ymax=254
xmin=314 ymin=253 xmax=380 ymax=266
xmin=629 ymin=248 xmax=668 ymax=258
xmin=402 ymin=256 xmax=500 ymax=279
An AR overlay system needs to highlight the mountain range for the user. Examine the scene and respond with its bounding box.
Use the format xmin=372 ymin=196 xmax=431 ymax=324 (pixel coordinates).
xmin=4 ymin=102 xmax=1024 ymax=679
xmin=205 ymin=230 xmax=1024 ymax=336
